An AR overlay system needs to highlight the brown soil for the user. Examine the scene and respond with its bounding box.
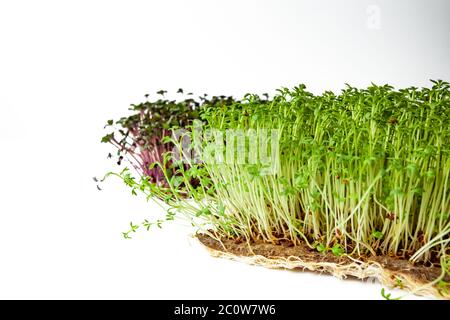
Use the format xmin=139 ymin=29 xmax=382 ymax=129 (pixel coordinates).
xmin=197 ymin=233 xmax=449 ymax=297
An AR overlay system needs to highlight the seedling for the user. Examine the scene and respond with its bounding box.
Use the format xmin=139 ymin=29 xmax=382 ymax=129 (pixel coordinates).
xmin=381 ymin=288 xmax=401 ymax=300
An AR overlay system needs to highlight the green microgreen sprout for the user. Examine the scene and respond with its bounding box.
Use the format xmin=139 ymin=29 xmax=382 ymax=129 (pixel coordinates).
xmin=122 ymin=222 xmax=139 ymax=239
xmin=381 ymin=288 xmax=401 ymax=300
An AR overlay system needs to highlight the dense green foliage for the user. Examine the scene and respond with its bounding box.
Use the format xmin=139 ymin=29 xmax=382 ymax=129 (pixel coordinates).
xmin=194 ymin=81 xmax=449 ymax=265
xmin=107 ymin=81 xmax=449 ymax=273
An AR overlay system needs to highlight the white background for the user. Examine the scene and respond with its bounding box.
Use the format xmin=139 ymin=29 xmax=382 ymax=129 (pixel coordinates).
xmin=0 ymin=0 xmax=449 ymax=299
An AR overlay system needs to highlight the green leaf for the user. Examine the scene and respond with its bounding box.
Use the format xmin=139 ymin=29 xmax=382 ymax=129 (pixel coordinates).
xmin=171 ymin=176 xmax=184 ymax=188
xmin=122 ymin=232 xmax=131 ymax=239
xmin=331 ymin=244 xmax=344 ymax=256
xmin=101 ymin=133 xmax=114 ymax=143
xmin=372 ymin=230 xmax=383 ymax=240
xmin=316 ymin=243 xmax=327 ymax=253
xmin=161 ymin=135 xmax=172 ymax=144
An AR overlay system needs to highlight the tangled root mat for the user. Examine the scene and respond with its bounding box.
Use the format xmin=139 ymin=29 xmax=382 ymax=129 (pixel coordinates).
xmin=197 ymin=233 xmax=449 ymax=299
